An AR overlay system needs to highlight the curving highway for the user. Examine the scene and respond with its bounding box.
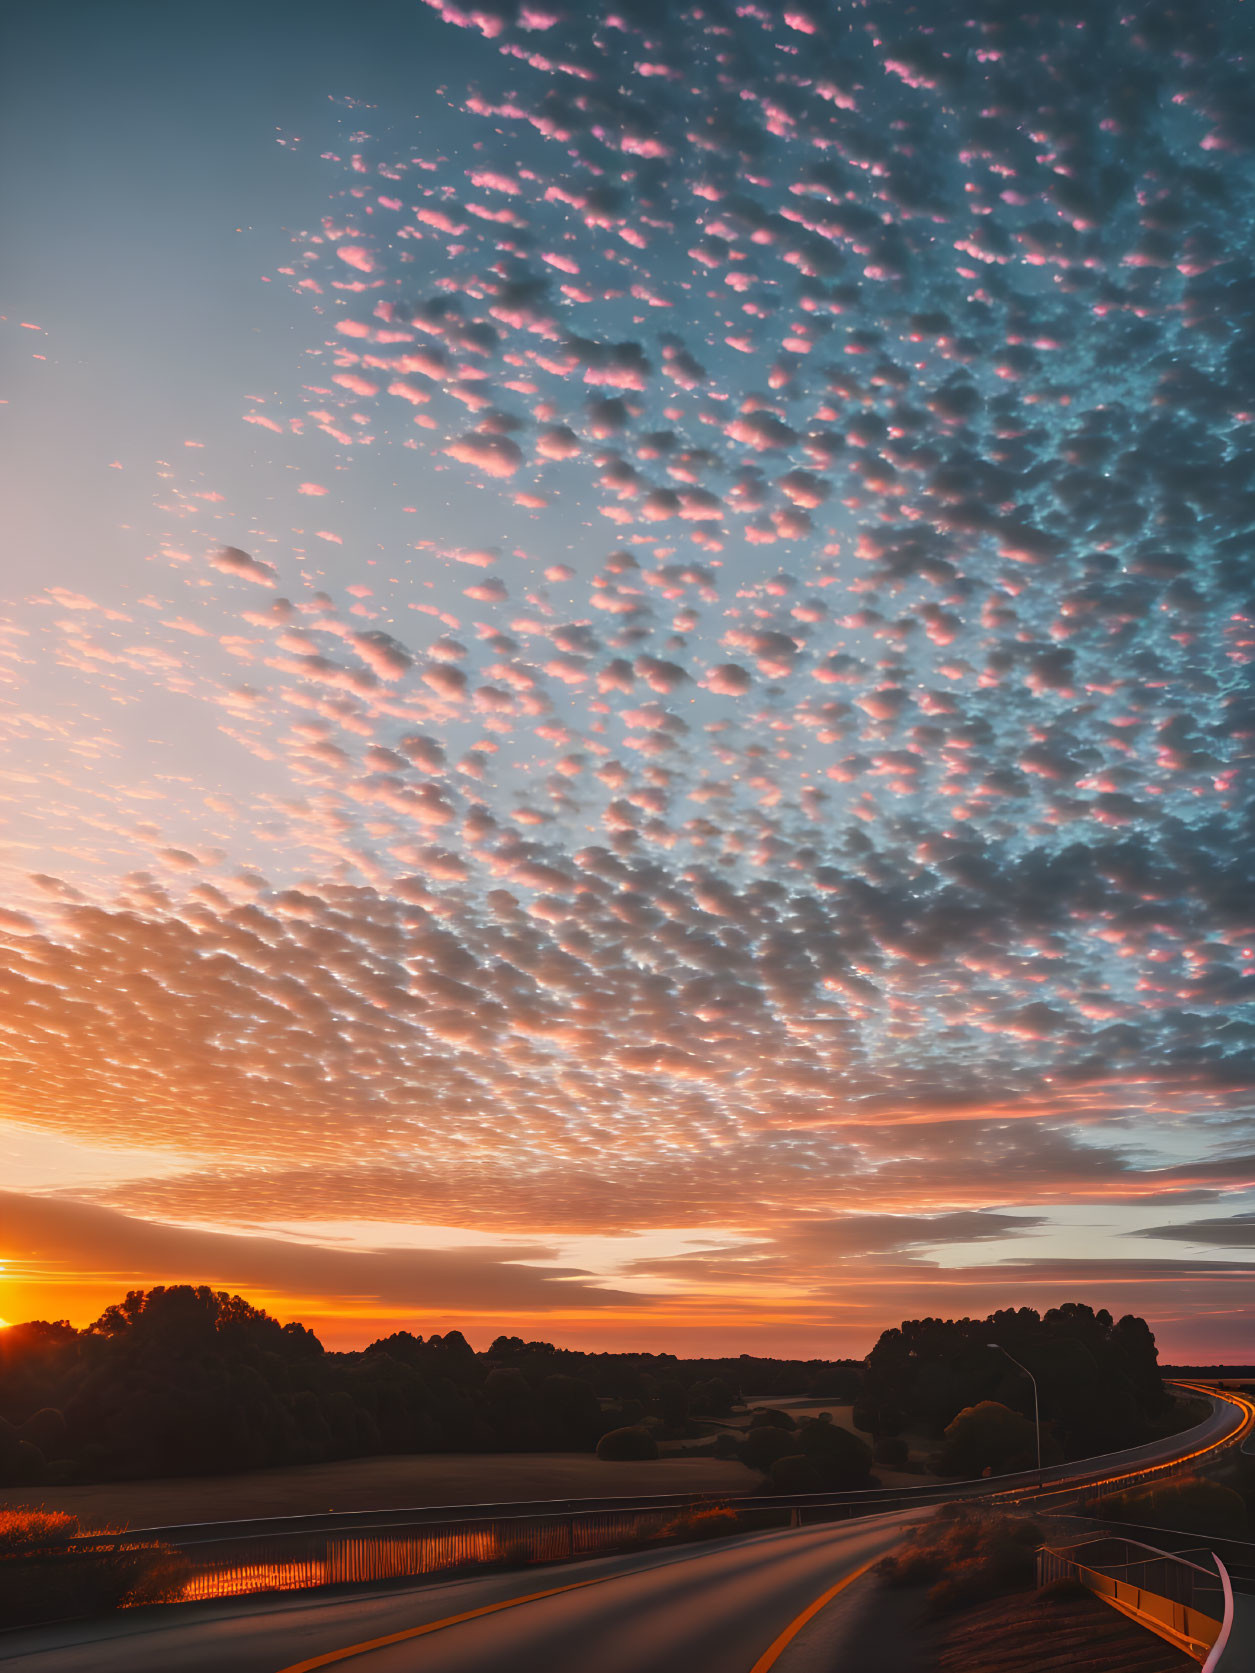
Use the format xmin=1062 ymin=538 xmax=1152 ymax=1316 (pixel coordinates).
xmin=1 ymin=1384 xmax=1250 ymax=1673
xmin=0 ymin=1508 xmax=922 ymax=1673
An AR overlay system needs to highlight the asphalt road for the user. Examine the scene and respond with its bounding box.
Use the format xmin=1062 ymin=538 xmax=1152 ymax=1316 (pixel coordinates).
xmin=0 ymin=1507 xmax=925 ymax=1673
xmin=4 ymin=1386 xmax=1249 ymax=1673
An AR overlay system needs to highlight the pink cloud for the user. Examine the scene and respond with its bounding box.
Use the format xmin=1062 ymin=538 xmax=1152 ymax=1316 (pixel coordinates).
xmin=445 ymin=433 xmax=524 ymax=477
xmin=336 ymin=245 xmax=376 ymax=273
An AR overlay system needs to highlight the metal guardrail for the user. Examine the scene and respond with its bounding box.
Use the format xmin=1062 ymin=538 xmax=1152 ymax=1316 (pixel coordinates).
xmin=992 ymin=1384 xmax=1255 ymax=1517
xmin=1037 ymin=1535 xmax=1228 ymax=1663
xmin=165 ymin=1505 xmax=790 ymax=1602
xmin=31 ymin=1382 xmax=1252 ymax=1607
xmin=1050 ymin=1517 xmax=1255 ymax=1597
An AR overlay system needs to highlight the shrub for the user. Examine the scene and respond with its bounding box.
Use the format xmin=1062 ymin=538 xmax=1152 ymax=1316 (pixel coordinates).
xmin=740 ymin=1423 xmax=800 ymax=1473
xmin=874 ymin=1435 xmax=910 ymax=1469
xmin=765 ymin=1424 xmax=874 ymax=1493
xmin=659 ymin=1503 xmax=741 ymax=1543
xmin=877 ymin=1510 xmax=1041 ymax=1617
xmin=797 ymin=1418 xmax=874 ymax=1472
xmin=0 ymin=1508 xmax=78 ymax=1555
xmin=768 ymin=1454 xmax=823 ymax=1493
xmin=748 ymin=1408 xmax=796 ymax=1431
xmin=596 ymin=1425 xmax=659 ymax=1461
xmin=937 ymin=1401 xmax=1044 ymax=1478
xmin=0 ymin=1508 xmax=191 ymax=1629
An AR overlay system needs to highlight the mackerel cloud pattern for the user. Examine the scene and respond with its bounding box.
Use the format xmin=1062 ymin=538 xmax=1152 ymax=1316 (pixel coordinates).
xmin=3 ymin=1 xmax=1254 ymax=1311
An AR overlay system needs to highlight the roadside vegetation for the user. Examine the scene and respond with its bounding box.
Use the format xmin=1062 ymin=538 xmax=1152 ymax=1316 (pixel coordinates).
xmin=876 ymin=1507 xmax=1044 ymax=1616
xmin=0 ymin=1507 xmax=189 ymax=1630
xmin=657 ymin=1502 xmax=745 ymax=1543
xmin=841 ymin=1503 xmax=1200 ymax=1672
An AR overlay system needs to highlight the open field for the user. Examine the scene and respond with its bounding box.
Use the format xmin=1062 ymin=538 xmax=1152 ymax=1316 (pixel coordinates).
xmin=0 ymin=1452 xmax=759 ymax=1533
xmin=2 ymin=1394 xmax=1210 ymax=1534
xmin=740 ymin=1399 xmax=874 ymax=1434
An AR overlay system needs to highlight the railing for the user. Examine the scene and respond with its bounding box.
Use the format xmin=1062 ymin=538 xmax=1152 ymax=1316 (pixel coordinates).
xmin=991 ymin=1382 xmax=1255 ymax=1516
xmin=1037 ymin=1535 xmax=1228 ymax=1663
xmin=1047 ymin=1517 xmax=1255 ymax=1597
xmin=35 ymin=1382 xmax=1252 ymax=1608
xmin=169 ymin=1504 xmax=786 ymax=1602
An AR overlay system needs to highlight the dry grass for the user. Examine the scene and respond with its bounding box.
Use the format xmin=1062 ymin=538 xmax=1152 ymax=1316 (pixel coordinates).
xmin=658 ymin=1501 xmax=743 ymax=1542
xmin=0 ymin=1452 xmax=757 ymax=1532
xmin=0 ymin=1507 xmax=190 ymax=1629
xmin=877 ymin=1507 xmax=1042 ymax=1616
xmin=0 ymin=1507 xmax=80 ymax=1554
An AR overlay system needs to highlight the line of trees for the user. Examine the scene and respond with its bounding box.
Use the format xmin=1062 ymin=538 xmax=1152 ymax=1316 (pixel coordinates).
xmin=858 ymin=1304 xmax=1172 ymax=1472
xmin=0 ymin=1291 xmax=1174 ymax=1490
xmin=0 ymin=1286 xmax=861 ymax=1487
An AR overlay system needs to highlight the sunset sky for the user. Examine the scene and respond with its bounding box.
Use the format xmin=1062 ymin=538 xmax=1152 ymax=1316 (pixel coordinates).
xmin=2 ymin=0 xmax=1253 ymax=1361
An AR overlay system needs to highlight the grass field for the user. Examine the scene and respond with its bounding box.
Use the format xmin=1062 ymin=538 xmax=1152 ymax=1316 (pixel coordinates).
xmin=737 ymin=1399 xmax=864 ymax=1429
xmin=0 ymin=1452 xmax=760 ymax=1533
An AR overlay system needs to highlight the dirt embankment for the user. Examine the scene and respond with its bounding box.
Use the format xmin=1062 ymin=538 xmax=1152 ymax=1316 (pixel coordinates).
xmin=830 ymin=1570 xmax=1196 ymax=1673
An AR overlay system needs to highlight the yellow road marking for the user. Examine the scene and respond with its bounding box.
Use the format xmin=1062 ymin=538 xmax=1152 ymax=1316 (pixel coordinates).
xmin=748 ymin=1555 xmax=879 ymax=1673
xmin=275 ymin=1574 xmax=608 ymax=1672
xmin=278 ymin=1542 xmax=882 ymax=1673
xmin=273 ymin=1389 xmax=1255 ymax=1673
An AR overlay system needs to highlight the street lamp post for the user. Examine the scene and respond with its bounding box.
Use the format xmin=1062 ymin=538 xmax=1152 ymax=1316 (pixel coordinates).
xmin=987 ymin=1343 xmax=1042 ymax=1485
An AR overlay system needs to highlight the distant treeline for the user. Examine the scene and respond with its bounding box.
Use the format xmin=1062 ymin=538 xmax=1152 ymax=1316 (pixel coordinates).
xmin=0 ymin=1286 xmax=860 ymax=1487
xmin=858 ymin=1304 xmax=1173 ymax=1465
xmin=0 ymin=1290 xmax=1174 ymax=1489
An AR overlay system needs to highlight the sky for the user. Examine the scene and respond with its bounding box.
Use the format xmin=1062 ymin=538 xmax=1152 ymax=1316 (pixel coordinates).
xmin=1 ymin=0 xmax=1253 ymax=1361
